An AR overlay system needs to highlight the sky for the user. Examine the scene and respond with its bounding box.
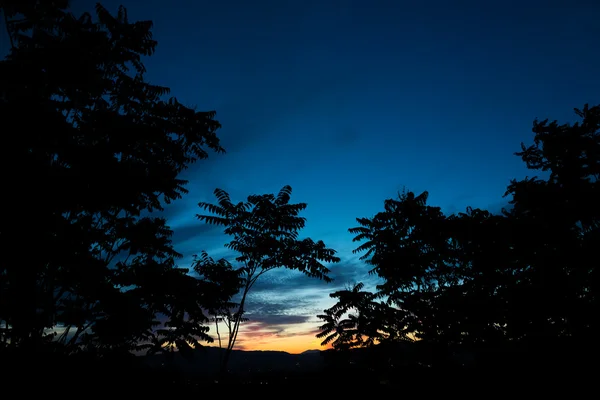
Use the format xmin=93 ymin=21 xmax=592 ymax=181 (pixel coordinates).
xmin=59 ymin=0 xmax=600 ymax=353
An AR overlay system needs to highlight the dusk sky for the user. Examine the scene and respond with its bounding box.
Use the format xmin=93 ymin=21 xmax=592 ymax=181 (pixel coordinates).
xmin=69 ymin=0 xmax=600 ymax=353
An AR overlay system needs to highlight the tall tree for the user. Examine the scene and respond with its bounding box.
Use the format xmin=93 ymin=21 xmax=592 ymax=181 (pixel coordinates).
xmin=196 ymin=185 xmax=340 ymax=373
xmin=318 ymin=103 xmax=600 ymax=369
xmin=0 ymin=0 xmax=224 ymax=357
xmin=503 ymin=103 xmax=600 ymax=346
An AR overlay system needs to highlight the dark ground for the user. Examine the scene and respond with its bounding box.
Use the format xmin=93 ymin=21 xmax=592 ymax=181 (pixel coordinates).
xmin=1 ymin=341 xmax=596 ymax=391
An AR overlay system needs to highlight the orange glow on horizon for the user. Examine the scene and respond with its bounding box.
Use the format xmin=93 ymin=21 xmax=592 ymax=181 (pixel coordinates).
xmin=208 ymin=321 xmax=332 ymax=354
xmin=236 ymin=331 xmax=330 ymax=354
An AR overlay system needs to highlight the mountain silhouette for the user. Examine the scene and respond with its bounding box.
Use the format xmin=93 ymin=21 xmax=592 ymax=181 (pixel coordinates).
xmin=142 ymin=347 xmax=327 ymax=381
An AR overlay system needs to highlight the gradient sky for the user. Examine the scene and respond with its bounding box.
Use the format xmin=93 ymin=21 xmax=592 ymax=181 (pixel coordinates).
xmin=61 ymin=0 xmax=600 ymax=353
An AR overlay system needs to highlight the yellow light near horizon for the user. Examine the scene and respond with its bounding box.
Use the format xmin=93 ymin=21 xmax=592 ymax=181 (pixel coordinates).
xmin=236 ymin=331 xmax=329 ymax=354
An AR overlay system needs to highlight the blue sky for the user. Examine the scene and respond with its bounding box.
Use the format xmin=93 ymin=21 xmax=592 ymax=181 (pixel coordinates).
xmin=65 ymin=0 xmax=600 ymax=352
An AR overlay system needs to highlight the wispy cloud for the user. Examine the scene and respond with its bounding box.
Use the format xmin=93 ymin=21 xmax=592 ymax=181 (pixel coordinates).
xmin=232 ymin=319 xmax=328 ymax=353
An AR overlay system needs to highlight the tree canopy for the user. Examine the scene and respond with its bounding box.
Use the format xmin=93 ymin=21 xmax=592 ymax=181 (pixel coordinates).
xmin=318 ymin=104 xmax=600 ymax=369
xmin=0 ymin=0 xmax=226 ymax=358
xmin=196 ymin=185 xmax=340 ymax=372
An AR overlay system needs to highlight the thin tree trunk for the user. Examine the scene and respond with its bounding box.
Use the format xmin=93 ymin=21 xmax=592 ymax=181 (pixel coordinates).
xmin=219 ymin=279 xmax=251 ymax=375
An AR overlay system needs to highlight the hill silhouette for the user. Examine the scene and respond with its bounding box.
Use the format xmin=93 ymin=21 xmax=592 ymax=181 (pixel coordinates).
xmin=144 ymin=346 xmax=325 ymax=376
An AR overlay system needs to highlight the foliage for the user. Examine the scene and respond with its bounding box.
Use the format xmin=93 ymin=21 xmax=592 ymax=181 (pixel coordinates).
xmin=196 ymin=185 xmax=341 ymax=371
xmin=318 ymin=104 xmax=600 ymax=367
xmin=0 ymin=0 xmax=224 ymax=357
xmin=502 ymin=103 xmax=600 ymax=343
xmin=317 ymin=282 xmax=408 ymax=350
xmin=191 ymin=250 xmax=245 ymax=363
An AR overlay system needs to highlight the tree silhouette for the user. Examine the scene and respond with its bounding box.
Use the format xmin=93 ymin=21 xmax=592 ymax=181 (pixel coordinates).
xmin=196 ymin=185 xmax=341 ymax=373
xmin=0 ymin=0 xmax=224 ymax=358
xmin=318 ymin=104 xmax=600 ymax=370
xmin=316 ymin=282 xmax=408 ymax=350
xmin=502 ymin=103 xmax=600 ymax=353
xmin=192 ymin=250 xmax=245 ymax=366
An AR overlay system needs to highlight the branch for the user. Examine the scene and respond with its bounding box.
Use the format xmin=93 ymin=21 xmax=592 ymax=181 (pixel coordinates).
xmin=57 ymin=325 xmax=72 ymax=344
xmin=227 ymin=278 xmax=251 ymax=352
xmin=214 ymin=315 xmax=222 ymax=349
xmin=250 ymin=266 xmax=273 ymax=288
xmin=67 ymin=319 xmax=94 ymax=347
